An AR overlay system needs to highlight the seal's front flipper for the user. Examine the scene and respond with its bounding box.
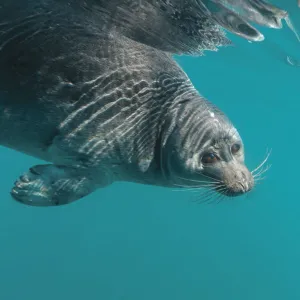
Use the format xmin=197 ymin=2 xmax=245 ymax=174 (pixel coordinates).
xmin=11 ymin=164 xmax=97 ymax=206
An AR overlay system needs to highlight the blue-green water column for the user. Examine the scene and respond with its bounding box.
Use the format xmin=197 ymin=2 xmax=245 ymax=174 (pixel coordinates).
xmin=0 ymin=1 xmax=299 ymax=299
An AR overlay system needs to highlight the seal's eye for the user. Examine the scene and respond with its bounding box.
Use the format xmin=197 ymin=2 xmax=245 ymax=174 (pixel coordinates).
xmin=231 ymin=143 xmax=241 ymax=154
xmin=201 ymin=153 xmax=219 ymax=164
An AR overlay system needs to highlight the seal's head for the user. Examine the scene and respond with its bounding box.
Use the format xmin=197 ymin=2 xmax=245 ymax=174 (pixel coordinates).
xmin=161 ymin=98 xmax=254 ymax=198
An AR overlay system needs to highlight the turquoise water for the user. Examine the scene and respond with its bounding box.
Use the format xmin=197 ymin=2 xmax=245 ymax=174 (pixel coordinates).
xmin=1 ymin=1 xmax=300 ymax=299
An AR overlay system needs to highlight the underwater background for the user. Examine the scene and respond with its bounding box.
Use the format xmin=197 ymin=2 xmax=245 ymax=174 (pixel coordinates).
xmin=0 ymin=1 xmax=299 ymax=299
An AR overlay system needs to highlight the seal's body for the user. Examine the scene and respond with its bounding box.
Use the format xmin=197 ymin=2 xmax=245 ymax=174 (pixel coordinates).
xmin=0 ymin=1 xmax=254 ymax=206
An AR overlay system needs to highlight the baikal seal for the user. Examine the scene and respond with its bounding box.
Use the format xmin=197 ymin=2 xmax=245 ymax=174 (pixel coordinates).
xmin=0 ymin=0 xmax=281 ymax=206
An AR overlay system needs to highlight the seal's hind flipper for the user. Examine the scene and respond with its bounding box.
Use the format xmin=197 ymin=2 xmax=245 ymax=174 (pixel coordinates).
xmin=11 ymin=165 xmax=97 ymax=206
xmin=203 ymin=0 xmax=264 ymax=41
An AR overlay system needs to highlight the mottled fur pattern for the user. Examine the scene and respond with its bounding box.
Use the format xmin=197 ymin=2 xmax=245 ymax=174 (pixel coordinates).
xmin=0 ymin=0 xmax=256 ymax=206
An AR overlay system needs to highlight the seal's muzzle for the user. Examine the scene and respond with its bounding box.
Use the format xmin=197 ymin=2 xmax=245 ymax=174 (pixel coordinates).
xmin=217 ymin=162 xmax=254 ymax=197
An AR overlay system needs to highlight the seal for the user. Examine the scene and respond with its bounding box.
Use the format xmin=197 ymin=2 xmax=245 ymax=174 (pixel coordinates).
xmin=0 ymin=0 xmax=259 ymax=206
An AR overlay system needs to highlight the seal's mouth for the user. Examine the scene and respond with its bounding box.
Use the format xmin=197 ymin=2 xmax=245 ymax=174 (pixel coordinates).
xmin=213 ymin=170 xmax=255 ymax=197
xmin=211 ymin=150 xmax=272 ymax=198
xmin=215 ymin=182 xmax=253 ymax=197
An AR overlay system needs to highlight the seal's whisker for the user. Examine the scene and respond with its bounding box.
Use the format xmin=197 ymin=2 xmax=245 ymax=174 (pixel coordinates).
xmin=172 ymin=183 xmax=214 ymax=189
xmin=254 ymin=176 xmax=266 ymax=182
xmin=253 ymin=162 xmax=271 ymax=175
xmin=204 ymin=193 xmax=221 ymax=205
xmin=215 ymin=193 xmax=226 ymax=204
xmin=171 ymin=188 xmax=201 ymax=192
xmin=171 ymin=180 xmax=220 ymax=196
xmin=253 ymin=168 xmax=270 ymax=181
xmin=203 ymin=187 xmax=219 ymax=197
xmin=215 ymin=185 xmax=228 ymax=193
xmin=171 ymin=186 xmax=213 ymax=192
xmin=210 ymin=191 xmax=226 ymax=204
xmin=172 ymin=182 xmax=216 ymax=189
xmin=191 ymin=187 xmax=217 ymax=204
xmin=196 ymin=172 xmax=222 ymax=183
xmin=253 ymin=174 xmax=267 ymax=183
xmin=176 ymin=175 xmax=220 ymax=185
xmin=253 ymin=170 xmax=270 ymax=186
xmin=197 ymin=193 xmax=217 ymax=204
xmin=190 ymin=192 xmax=212 ymax=202
xmin=251 ymin=149 xmax=272 ymax=175
xmin=252 ymin=162 xmax=270 ymax=177
xmin=197 ymin=185 xmax=228 ymax=204
xmin=253 ymin=164 xmax=271 ymax=178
